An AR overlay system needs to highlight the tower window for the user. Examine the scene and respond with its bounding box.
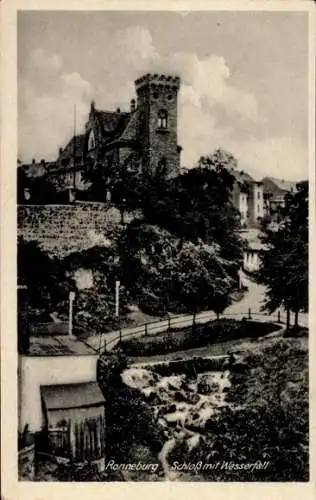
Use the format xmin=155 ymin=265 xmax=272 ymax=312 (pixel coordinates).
xmin=158 ymin=109 xmax=168 ymax=129
xmin=153 ymin=91 xmax=159 ymax=100
xmin=167 ymin=94 xmax=173 ymax=101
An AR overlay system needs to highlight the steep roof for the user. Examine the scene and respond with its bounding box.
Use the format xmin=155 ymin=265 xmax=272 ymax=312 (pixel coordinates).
xmin=41 ymin=382 xmax=105 ymax=410
xmin=262 ymin=177 xmax=298 ymax=193
xmin=95 ymin=110 xmax=130 ymax=136
xmin=117 ymin=109 xmax=138 ymax=142
xmin=230 ymin=169 xmax=256 ymax=184
xmin=60 ymin=134 xmax=85 ymax=158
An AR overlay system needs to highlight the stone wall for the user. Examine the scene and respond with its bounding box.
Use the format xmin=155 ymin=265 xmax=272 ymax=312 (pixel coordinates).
xmin=18 ymin=202 xmax=128 ymax=258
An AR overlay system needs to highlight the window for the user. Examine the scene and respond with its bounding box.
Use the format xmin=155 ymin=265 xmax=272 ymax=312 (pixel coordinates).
xmin=158 ymin=109 xmax=168 ymax=129
xmin=257 ymin=204 xmax=260 ymax=214
xmin=257 ymin=191 xmax=261 ymax=199
xmin=88 ymin=130 xmax=95 ymax=151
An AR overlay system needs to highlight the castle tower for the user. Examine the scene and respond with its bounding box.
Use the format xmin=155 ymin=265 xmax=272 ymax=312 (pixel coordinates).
xmin=135 ymin=73 xmax=181 ymax=178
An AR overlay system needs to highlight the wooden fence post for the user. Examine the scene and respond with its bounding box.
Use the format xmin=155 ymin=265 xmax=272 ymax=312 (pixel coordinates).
xmin=192 ymin=312 xmax=196 ymax=334
xmin=277 ymin=310 xmax=281 ymax=323
xmin=144 ymin=323 xmax=148 ymax=336
xmin=119 ymin=329 xmax=122 ymax=342
xmin=103 ymin=339 xmax=107 ymax=353
xmin=168 ymin=316 xmax=171 ymax=331
xmin=248 ymin=308 xmax=252 ymax=320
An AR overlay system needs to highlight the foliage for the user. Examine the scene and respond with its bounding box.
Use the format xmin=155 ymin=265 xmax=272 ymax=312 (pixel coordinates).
xmin=181 ymin=337 xmax=308 ymax=481
xmin=117 ymin=319 xmax=278 ymax=358
xmin=117 ymin=221 xmax=239 ymax=316
xmin=97 ymin=354 xmax=165 ymax=460
xmin=257 ymin=181 xmax=308 ymax=325
xmin=17 ymin=169 xmax=60 ymax=204
xmin=18 ymin=237 xmax=68 ymax=312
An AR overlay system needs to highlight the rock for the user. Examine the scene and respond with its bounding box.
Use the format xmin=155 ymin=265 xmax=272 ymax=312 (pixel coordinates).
xmin=164 ymin=411 xmax=187 ymax=427
xmin=174 ymin=390 xmax=187 ymax=402
xmin=230 ymin=361 xmax=249 ymax=374
xmin=185 ymin=392 xmax=200 ymax=405
xmin=121 ymin=367 xmax=158 ymax=389
xmin=158 ymin=403 xmax=177 ymax=415
xmin=197 ymin=374 xmax=220 ymax=394
xmin=186 ymin=434 xmax=201 ymax=452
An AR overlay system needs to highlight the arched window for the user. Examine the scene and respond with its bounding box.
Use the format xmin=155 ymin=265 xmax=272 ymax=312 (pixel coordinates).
xmin=158 ymin=109 xmax=168 ymax=129
xmin=88 ymin=130 xmax=95 ymax=151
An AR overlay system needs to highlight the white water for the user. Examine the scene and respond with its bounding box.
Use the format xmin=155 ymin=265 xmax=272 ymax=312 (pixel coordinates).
xmin=121 ymin=367 xmax=232 ymax=480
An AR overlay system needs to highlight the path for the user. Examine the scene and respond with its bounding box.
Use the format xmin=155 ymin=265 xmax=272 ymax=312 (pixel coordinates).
xmin=85 ymin=272 xmax=307 ymax=352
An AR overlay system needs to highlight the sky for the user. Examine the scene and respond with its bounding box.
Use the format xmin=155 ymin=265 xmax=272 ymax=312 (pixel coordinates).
xmin=18 ymin=10 xmax=309 ymax=180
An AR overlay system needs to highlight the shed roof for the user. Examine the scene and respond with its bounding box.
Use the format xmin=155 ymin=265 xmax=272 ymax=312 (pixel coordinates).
xmin=41 ymin=381 xmax=105 ymax=410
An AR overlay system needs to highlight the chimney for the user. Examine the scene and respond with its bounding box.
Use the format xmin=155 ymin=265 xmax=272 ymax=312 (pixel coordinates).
xmin=59 ymin=147 xmax=63 ymax=156
xmin=116 ymin=107 xmax=121 ymax=113
xmin=40 ymin=159 xmax=45 ymax=165
xmin=130 ymin=99 xmax=136 ymax=112
xmin=18 ymin=285 xmax=29 ymax=355
xmin=90 ymin=100 xmax=95 ymax=113
xmin=32 ymin=159 xmax=36 ymax=164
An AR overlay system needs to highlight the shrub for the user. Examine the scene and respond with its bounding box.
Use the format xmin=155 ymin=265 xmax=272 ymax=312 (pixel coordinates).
xmin=117 ymin=319 xmax=279 ymax=358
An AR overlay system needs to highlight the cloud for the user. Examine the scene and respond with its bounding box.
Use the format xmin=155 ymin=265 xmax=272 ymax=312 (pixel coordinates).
xmin=19 ymin=26 xmax=307 ymax=181
xmin=19 ymin=49 xmax=93 ymax=161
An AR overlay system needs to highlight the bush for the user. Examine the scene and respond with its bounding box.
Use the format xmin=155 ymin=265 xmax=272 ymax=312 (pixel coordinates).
xmin=181 ymin=338 xmax=309 ymax=481
xmin=117 ymin=319 xmax=279 ymax=358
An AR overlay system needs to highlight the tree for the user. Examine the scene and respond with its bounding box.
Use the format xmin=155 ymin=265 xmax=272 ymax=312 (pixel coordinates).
xmin=18 ymin=237 xmax=68 ymax=313
xmin=257 ymin=181 xmax=308 ymax=328
xmin=117 ymin=221 xmax=238 ymax=318
xmin=139 ymin=148 xmax=243 ymax=265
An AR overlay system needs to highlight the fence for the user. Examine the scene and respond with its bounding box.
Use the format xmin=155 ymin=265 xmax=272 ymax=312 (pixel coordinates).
xmin=95 ymin=307 xmax=291 ymax=355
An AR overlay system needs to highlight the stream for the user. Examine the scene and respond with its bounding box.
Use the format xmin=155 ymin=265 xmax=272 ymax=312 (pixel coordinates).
xmin=121 ymin=365 xmax=233 ymax=481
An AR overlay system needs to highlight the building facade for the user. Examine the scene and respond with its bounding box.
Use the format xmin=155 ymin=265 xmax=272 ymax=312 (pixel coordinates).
xmin=262 ymin=177 xmax=298 ymax=219
xmin=230 ymin=169 xmax=264 ymax=228
xmin=18 ymin=72 xmax=182 ymax=203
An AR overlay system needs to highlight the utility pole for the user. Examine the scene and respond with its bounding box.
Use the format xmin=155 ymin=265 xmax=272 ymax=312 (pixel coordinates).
xmin=115 ymin=281 xmax=120 ymax=319
xmin=69 ymin=291 xmax=76 ymax=337
xmin=73 ymin=104 xmax=77 ymax=191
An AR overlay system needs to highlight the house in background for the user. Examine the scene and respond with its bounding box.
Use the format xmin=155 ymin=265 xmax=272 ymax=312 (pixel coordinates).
xmin=262 ymin=177 xmax=298 ymax=220
xmin=230 ymin=169 xmax=264 ymax=228
xmin=241 ymin=228 xmax=266 ymax=273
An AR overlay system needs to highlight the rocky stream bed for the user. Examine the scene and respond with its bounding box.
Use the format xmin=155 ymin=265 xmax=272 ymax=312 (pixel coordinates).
xmin=120 ymin=356 xmax=243 ymax=480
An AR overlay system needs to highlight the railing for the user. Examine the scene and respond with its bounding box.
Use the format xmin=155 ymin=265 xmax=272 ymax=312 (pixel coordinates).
xmin=93 ymin=307 xmax=291 ymax=355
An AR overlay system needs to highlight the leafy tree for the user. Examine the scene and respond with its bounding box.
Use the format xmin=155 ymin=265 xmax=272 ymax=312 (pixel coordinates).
xmin=117 ymin=221 xmax=238 ymax=317
xmin=18 ymin=237 xmax=68 ymax=313
xmin=138 ymin=148 xmax=243 ymax=264
xmin=257 ymin=181 xmax=308 ymax=328
xmin=61 ymin=245 xmax=131 ymax=332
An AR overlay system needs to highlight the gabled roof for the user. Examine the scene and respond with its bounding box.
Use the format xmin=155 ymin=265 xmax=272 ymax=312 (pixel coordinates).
xmin=41 ymin=382 xmax=105 ymax=410
xmin=60 ymin=134 xmax=85 ymax=159
xmin=117 ymin=109 xmax=138 ymax=142
xmin=230 ymin=169 xmax=255 ymax=184
xmin=262 ymin=177 xmax=298 ymax=193
xmin=94 ymin=110 xmax=130 ymax=136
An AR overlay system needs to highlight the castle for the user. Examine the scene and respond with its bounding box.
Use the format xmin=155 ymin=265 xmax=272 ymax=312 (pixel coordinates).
xmin=18 ymin=71 xmax=296 ymax=229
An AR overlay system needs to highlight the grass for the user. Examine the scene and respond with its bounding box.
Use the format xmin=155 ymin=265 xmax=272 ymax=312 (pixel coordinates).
xmin=117 ymin=319 xmax=280 ymax=358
